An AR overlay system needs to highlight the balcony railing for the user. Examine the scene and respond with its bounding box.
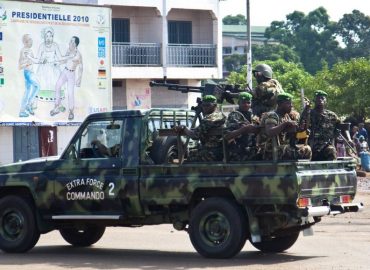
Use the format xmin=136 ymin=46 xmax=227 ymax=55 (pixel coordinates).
xmin=112 ymin=43 xmax=217 ymax=67
xmin=167 ymin=44 xmax=216 ymax=67
xmin=112 ymin=42 xmax=161 ymax=66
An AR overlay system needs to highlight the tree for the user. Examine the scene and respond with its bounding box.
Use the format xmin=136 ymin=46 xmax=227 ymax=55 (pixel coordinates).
xmin=265 ymin=7 xmax=340 ymax=74
xmin=252 ymin=44 xmax=301 ymax=63
xmin=304 ymin=58 xmax=370 ymax=122
xmin=223 ymin=54 xmax=246 ymax=73
xmin=335 ymin=10 xmax=370 ymax=60
xmin=223 ymin=14 xmax=246 ymax=25
xmin=223 ymin=44 xmax=301 ymax=73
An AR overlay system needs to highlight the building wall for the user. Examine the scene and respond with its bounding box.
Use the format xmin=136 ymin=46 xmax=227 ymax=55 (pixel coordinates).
xmin=112 ymin=7 xmax=162 ymax=43
xmin=56 ymin=126 xmax=80 ymax=155
xmin=168 ymin=9 xmax=214 ymax=44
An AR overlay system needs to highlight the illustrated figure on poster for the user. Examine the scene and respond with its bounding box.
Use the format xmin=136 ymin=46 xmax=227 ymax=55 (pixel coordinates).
xmin=134 ymin=95 xmax=142 ymax=107
xmin=18 ymin=34 xmax=40 ymax=117
xmin=50 ymin=36 xmax=83 ymax=121
xmin=35 ymin=27 xmax=62 ymax=105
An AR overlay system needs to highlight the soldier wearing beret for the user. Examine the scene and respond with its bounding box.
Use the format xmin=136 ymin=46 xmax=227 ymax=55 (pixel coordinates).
xmin=300 ymin=90 xmax=340 ymax=161
xmin=258 ymin=93 xmax=312 ymax=160
xmin=224 ymin=92 xmax=259 ymax=161
xmin=174 ymin=95 xmax=226 ymax=162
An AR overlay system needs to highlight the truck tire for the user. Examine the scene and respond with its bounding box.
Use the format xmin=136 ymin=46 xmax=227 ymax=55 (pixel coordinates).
xmin=0 ymin=195 xmax=40 ymax=253
xmin=150 ymin=136 xmax=178 ymax=164
xmin=250 ymin=232 xmax=299 ymax=253
xmin=188 ymin=198 xmax=247 ymax=258
xmin=60 ymin=226 xmax=105 ymax=247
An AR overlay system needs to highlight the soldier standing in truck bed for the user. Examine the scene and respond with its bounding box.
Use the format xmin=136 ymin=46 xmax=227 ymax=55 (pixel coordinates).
xmin=251 ymin=63 xmax=284 ymax=118
xmin=300 ymin=90 xmax=341 ymax=161
xmin=258 ymin=93 xmax=312 ymax=160
xmin=224 ymin=92 xmax=259 ymax=161
xmin=174 ymin=95 xmax=226 ymax=162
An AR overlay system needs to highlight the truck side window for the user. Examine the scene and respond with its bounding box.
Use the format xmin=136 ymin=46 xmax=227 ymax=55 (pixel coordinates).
xmin=69 ymin=120 xmax=124 ymax=159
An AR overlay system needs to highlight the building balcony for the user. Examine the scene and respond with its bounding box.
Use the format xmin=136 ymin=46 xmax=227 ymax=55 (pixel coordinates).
xmin=112 ymin=42 xmax=217 ymax=67
xmin=167 ymin=44 xmax=216 ymax=67
xmin=112 ymin=42 xmax=161 ymax=66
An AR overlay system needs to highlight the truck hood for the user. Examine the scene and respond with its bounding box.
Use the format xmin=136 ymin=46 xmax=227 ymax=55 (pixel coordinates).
xmin=0 ymin=156 xmax=60 ymax=167
xmin=0 ymin=156 xmax=60 ymax=175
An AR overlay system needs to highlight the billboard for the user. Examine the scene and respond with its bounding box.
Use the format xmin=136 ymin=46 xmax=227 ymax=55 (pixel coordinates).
xmin=0 ymin=0 xmax=111 ymax=125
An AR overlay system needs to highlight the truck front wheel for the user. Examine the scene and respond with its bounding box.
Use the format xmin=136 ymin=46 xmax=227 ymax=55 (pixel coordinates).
xmin=250 ymin=232 xmax=299 ymax=253
xmin=60 ymin=226 xmax=105 ymax=247
xmin=0 ymin=195 xmax=40 ymax=253
xmin=189 ymin=198 xmax=247 ymax=258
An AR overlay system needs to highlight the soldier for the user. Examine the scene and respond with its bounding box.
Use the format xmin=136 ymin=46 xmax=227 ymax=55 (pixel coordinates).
xmin=251 ymin=63 xmax=284 ymax=117
xmin=174 ymin=95 xmax=226 ymax=162
xmin=301 ymin=90 xmax=340 ymax=161
xmin=224 ymin=92 xmax=259 ymax=161
xmin=258 ymin=93 xmax=311 ymax=160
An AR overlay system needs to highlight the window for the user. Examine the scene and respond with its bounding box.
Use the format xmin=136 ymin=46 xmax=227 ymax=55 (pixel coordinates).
xmin=112 ymin=18 xmax=130 ymax=43
xmin=223 ymin=47 xmax=232 ymax=54
xmin=168 ymin=21 xmax=192 ymax=44
xmin=66 ymin=120 xmax=124 ymax=159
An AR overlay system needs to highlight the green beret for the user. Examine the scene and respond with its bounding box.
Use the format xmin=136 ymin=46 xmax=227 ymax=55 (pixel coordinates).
xmin=277 ymin=92 xmax=294 ymax=102
xmin=238 ymin=92 xmax=252 ymax=101
xmin=314 ymin=90 xmax=328 ymax=97
xmin=202 ymin=95 xmax=217 ymax=103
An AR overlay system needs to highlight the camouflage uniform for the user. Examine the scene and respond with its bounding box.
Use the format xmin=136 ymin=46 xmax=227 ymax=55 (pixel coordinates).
xmin=258 ymin=111 xmax=312 ymax=160
xmin=188 ymin=111 xmax=226 ymax=162
xmin=252 ymin=79 xmax=284 ymax=117
xmin=225 ymin=110 xmax=257 ymax=161
xmin=307 ymin=109 xmax=340 ymax=161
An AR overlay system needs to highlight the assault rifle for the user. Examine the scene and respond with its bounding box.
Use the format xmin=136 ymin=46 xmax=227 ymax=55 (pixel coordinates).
xmin=149 ymin=79 xmax=242 ymax=106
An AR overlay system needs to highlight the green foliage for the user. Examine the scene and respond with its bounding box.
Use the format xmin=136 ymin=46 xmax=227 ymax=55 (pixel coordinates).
xmin=223 ymin=45 xmax=301 ymax=73
xmin=303 ymin=58 xmax=370 ymax=122
xmin=265 ymin=7 xmax=340 ymax=74
xmin=223 ymin=54 xmax=246 ymax=73
xmin=335 ymin=10 xmax=370 ymax=60
xmin=223 ymin=14 xmax=246 ymax=25
xmin=252 ymin=44 xmax=301 ymax=63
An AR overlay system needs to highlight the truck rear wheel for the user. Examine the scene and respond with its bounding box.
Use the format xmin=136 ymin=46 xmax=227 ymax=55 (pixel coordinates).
xmin=189 ymin=198 xmax=247 ymax=258
xmin=0 ymin=196 xmax=40 ymax=253
xmin=60 ymin=226 xmax=105 ymax=247
xmin=250 ymin=232 xmax=299 ymax=253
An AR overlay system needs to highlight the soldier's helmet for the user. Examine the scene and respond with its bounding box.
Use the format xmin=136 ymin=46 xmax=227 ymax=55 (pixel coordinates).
xmin=253 ymin=64 xmax=273 ymax=79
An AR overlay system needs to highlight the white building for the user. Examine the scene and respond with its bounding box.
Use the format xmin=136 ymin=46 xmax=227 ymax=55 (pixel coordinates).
xmin=0 ymin=0 xmax=222 ymax=164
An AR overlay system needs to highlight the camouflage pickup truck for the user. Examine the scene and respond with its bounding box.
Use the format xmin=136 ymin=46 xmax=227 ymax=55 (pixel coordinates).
xmin=0 ymin=109 xmax=363 ymax=258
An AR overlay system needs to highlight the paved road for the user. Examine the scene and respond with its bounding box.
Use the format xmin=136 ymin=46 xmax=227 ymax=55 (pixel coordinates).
xmin=0 ymin=192 xmax=369 ymax=270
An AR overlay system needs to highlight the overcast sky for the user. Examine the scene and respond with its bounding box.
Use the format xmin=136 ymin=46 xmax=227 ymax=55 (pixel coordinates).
xmin=220 ymin=0 xmax=370 ymax=26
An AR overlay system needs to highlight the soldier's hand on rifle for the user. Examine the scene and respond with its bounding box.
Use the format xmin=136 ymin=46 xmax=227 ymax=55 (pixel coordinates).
xmin=173 ymin=125 xmax=186 ymax=134
xmin=284 ymin=121 xmax=298 ymax=132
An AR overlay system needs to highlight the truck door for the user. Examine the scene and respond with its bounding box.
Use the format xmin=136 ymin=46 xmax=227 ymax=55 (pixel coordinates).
xmin=51 ymin=117 xmax=140 ymax=219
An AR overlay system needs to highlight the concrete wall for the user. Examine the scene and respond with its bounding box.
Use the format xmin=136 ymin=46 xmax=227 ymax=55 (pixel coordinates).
xmin=112 ymin=7 xmax=162 ymax=43
xmin=56 ymin=126 xmax=80 ymax=155
xmin=168 ymin=9 xmax=214 ymax=44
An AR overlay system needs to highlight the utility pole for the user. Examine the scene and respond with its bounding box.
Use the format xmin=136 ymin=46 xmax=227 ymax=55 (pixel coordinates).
xmin=162 ymin=0 xmax=168 ymax=79
xmin=246 ymin=0 xmax=252 ymax=88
